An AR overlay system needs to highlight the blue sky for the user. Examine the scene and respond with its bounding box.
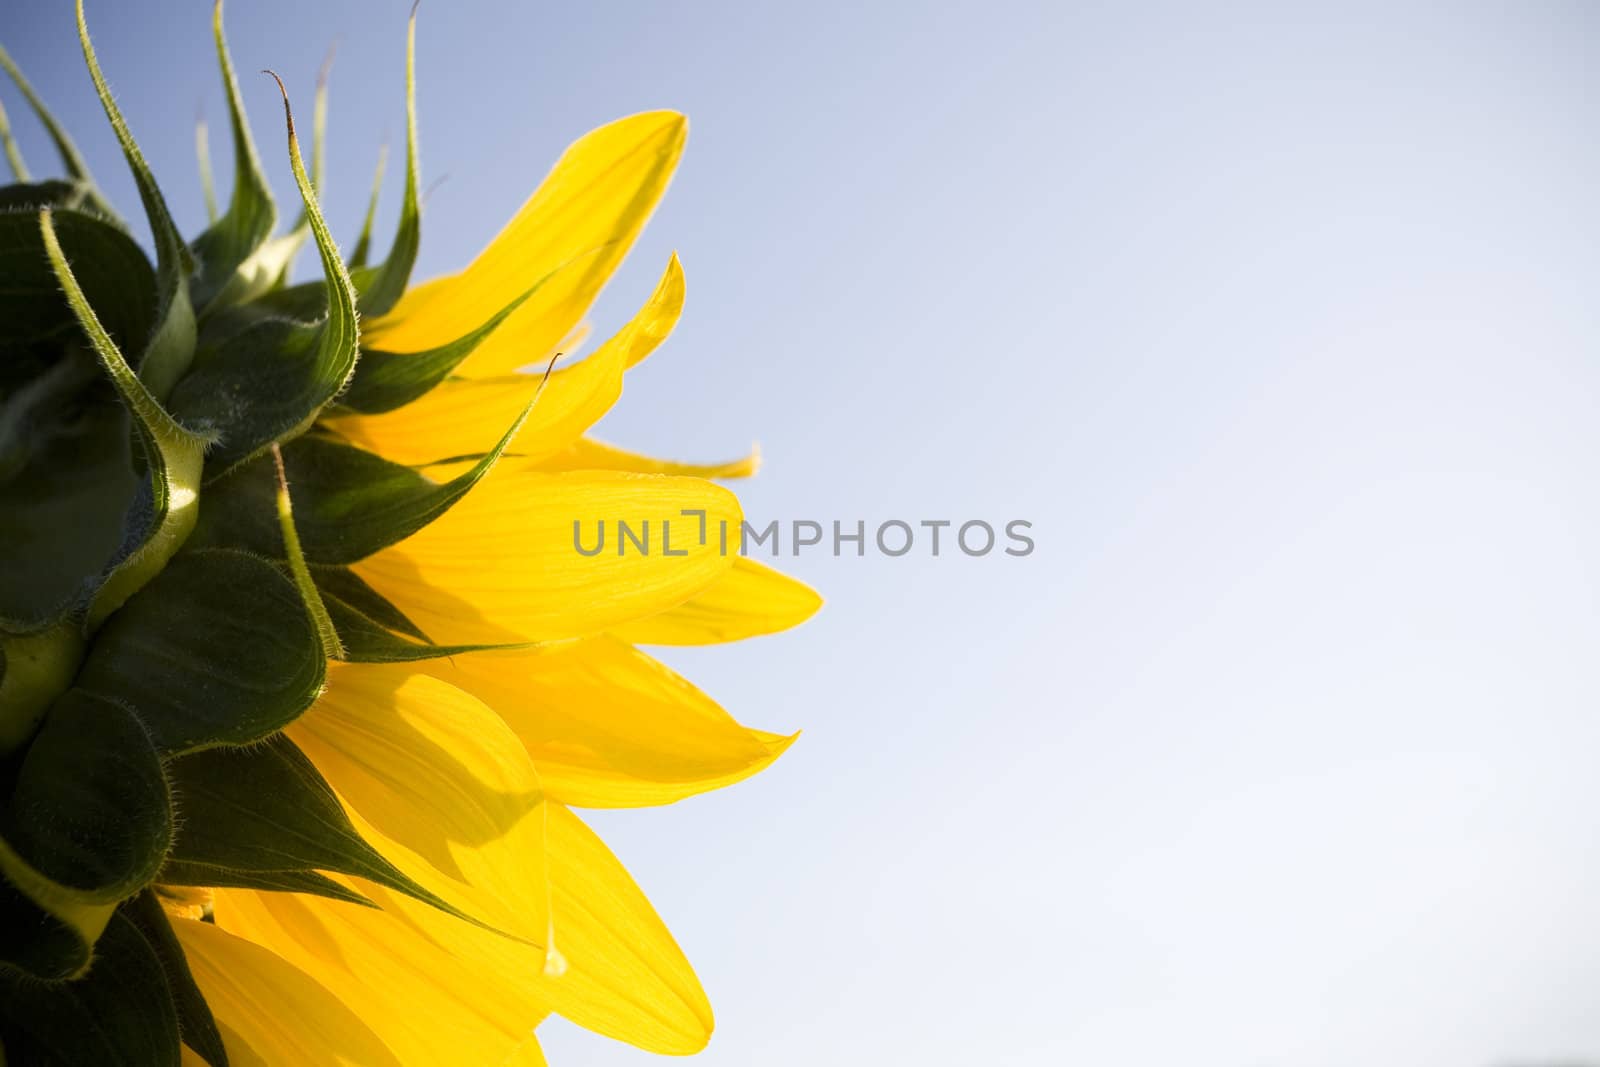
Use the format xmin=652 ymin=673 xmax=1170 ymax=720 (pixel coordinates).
xmin=5 ymin=2 xmax=1599 ymax=1064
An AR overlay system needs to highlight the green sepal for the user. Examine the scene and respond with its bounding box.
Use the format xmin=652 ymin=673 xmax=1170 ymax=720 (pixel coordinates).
xmin=0 ymin=180 xmax=109 ymax=217
xmin=323 ymin=591 xmax=523 ymax=664
xmin=347 ymin=143 xmax=389 ymax=269
xmin=75 ymin=551 xmax=324 ymax=755
xmin=338 ymin=281 xmax=548 ymax=414
xmin=0 ymin=877 xmax=89 ymax=983
xmin=158 ymin=861 xmax=376 ymax=909
xmin=37 ymin=210 xmax=207 ymax=631
xmin=164 ymin=735 xmax=501 ymax=930
xmin=0 ymin=89 xmax=28 ymax=181
xmin=75 ymin=0 xmax=196 ymax=402
xmin=312 ymin=566 xmax=428 ymax=640
xmin=264 ymin=47 xmax=333 ymax=291
xmin=1 ymin=690 xmax=171 ymax=899
xmin=0 ymin=206 xmax=154 ymax=354
xmin=122 ymin=890 xmax=228 ymax=1067
xmin=0 ymin=909 xmax=181 ymax=1066
xmin=0 ymin=621 xmax=84 ymax=758
xmin=0 ymin=690 xmax=170 ymax=982
xmin=192 ymin=404 xmax=529 ymax=565
xmin=0 ymin=45 xmax=115 ymax=219
xmin=187 ymin=0 xmax=277 ymax=311
xmin=355 ymin=9 xmax=420 ymax=317
xmin=167 ymin=74 xmax=358 ymax=478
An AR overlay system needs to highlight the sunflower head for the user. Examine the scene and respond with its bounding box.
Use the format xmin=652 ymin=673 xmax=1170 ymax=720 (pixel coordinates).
xmin=0 ymin=3 xmax=817 ymax=1063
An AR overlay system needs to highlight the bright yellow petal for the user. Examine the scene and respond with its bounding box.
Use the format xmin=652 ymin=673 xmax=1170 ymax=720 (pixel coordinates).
xmin=355 ymin=470 xmax=741 ymax=644
xmin=324 ymin=256 xmax=685 ymax=468
xmin=539 ymin=802 xmax=713 ymax=1051
xmin=211 ymin=886 xmax=544 ymax=1067
xmin=365 ymin=112 xmax=686 ymax=377
xmin=297 ymin=803 xmax=711 ymax=1055
xmin=612 ymin=557 xmax=822 ymax=645
xmin=503 ymin=1035 xmax=548 ymax=1067
xmin=287 ymin=662 xmax=551 ymax=947
xmin=172 ymin=916 xmax=402 ymax=1067
xmin=528 ymin=436 xmax=761 ymax=479
xmin=423 ymin=636 xmax=794 ymax=808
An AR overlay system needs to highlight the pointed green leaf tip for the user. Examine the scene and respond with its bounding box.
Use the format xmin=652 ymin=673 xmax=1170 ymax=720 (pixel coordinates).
xmin=74 ymin=0 xmax=196 ymax=401
xmin=196 ymin=113 xmax=219 ymax=223
xmin=0 ymin=42 xmax=111 ymax=215
xmin=355 ymin=4 xmax=421 ymax=316
xmin=0 ymin=95 xmax=29 ymax=181
xmin=189 ymin=0 xmax=277 ymax=309
xmin=272 ymin=444 xmax=344 ymax=660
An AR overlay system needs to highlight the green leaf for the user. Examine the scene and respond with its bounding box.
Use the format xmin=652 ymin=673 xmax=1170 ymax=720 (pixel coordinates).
xmin=0 ymin=690 xmax=171 ymax=981
xmin=38 ymin=210 xmax=208 ymax=631
xmin=166 ymin=74 xmax=358 ymax=478
xmin=266 ymin=44 xmax=335 ymax=291
xmin=338 ymin=281 xmax=549 ymax=414
xmin=192 ymin=404 xmax=530 ymax=564
xmin=0 ymin=877 xmax=89 ymax=983
xmin=0 ymin=44 xmax=114 ymax=218
xmin=0 ymin=206 xmax=155 ymax=353
xmin=188 ymin=0 xmax=276 ymax=311
xmin=158 ymin=861 xmax=376 ymax=909
xmin=347 ymin=142 xmax=389 ymax=269
xmin=195 ymin=115 xmax=218 ymax=223
xmin=165 ymin=736 xmax=497 ymax=928
xmin=269 ymin=443 xmax=345 ymax=660
xmin=75 ymin=551 xmax=325 ymax=755
xmin=121 ymin=890 xmax=229 ymax=1067
xmin=0 ymin=621 xmax=83 ymax=758
xmin=355 ymin=8 xmax=420 ymax=317
xmin=312 ymin=566 xmax=428 ymax=640
xmin=0 ymin=910 xmax=180 ymax=1066
xmin=0 ymin=94 xmax=28 ymax=181
xmin=0 ymin=179 xmax=102 ymax=214
xmin=322 ymin=590 xmax=520 ymax=664
xmin=75 ymin=0 xmax=196 ymax=402
xmin=1 ymin=690 xmax=171 ymax=899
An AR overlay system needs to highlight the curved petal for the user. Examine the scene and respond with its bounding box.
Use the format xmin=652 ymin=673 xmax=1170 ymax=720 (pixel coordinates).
xmin=324 ymin=256 xmax=685 ymax=468
xmin=282 ymin=803 xmax=712 ymax=1055
xmin=364 ymin=112 xmax=686 ymax=377
xmin=287 ymin=662 xmax=551 ymax=948
xmin=172 ymin=916 xmax=402 ymax=1067
xmin=425 ymin=636 xmax=794 ymax=808
xmin=611 ymin=557 xmax=822 ymax=645
xmin=354 ymin=471 xmax=741 ymax=644
xmin=528 ymin=437 xmax=760 ymax=479
xmin=211 ymin=886 xmax=545 ymax=1067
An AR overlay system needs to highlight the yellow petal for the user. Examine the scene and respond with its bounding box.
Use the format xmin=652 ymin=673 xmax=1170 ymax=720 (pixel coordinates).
xmin=172 ymin=916 xmax=403 ymax=1067
xmin=539 ymin=802 xmax=713 ymax=1051
xmin=295 ymin=803 xmax=711 ymax=1054
xmin=364 ymin=112 xmax=686 ymax=378
xmin=423 ymin=636 xmax=794 ymax=808
xmin=503 ymin=1035 xmax=548 ymax=1067
xmin=355 ymin=470 xmax=741 ymax=644
xmin=212 ymin=886 xmax=544 ymax=1067
xmin=611 ymin=557 xmax=822 ymax=645
xmin=287 ymin=662 xmax=551 ymax=947
xmin=528 ymin=436 xmax=760 ymax=479
xmin=323 ymin=256 xmax=685 ymax=468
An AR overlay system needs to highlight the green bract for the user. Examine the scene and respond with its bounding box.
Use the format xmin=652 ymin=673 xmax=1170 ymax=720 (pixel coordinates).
xmin=0 ymin=4 xmax=510 ymax=1063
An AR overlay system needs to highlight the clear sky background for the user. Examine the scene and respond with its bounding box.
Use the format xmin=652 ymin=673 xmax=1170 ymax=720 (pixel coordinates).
xmin=5 ymin=2 xmax=1599 ymax=1064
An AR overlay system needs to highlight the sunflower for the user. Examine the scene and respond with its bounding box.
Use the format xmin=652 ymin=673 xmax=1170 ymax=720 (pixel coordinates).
xmin=0 ymin=2 xmax=818 ymax=1064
